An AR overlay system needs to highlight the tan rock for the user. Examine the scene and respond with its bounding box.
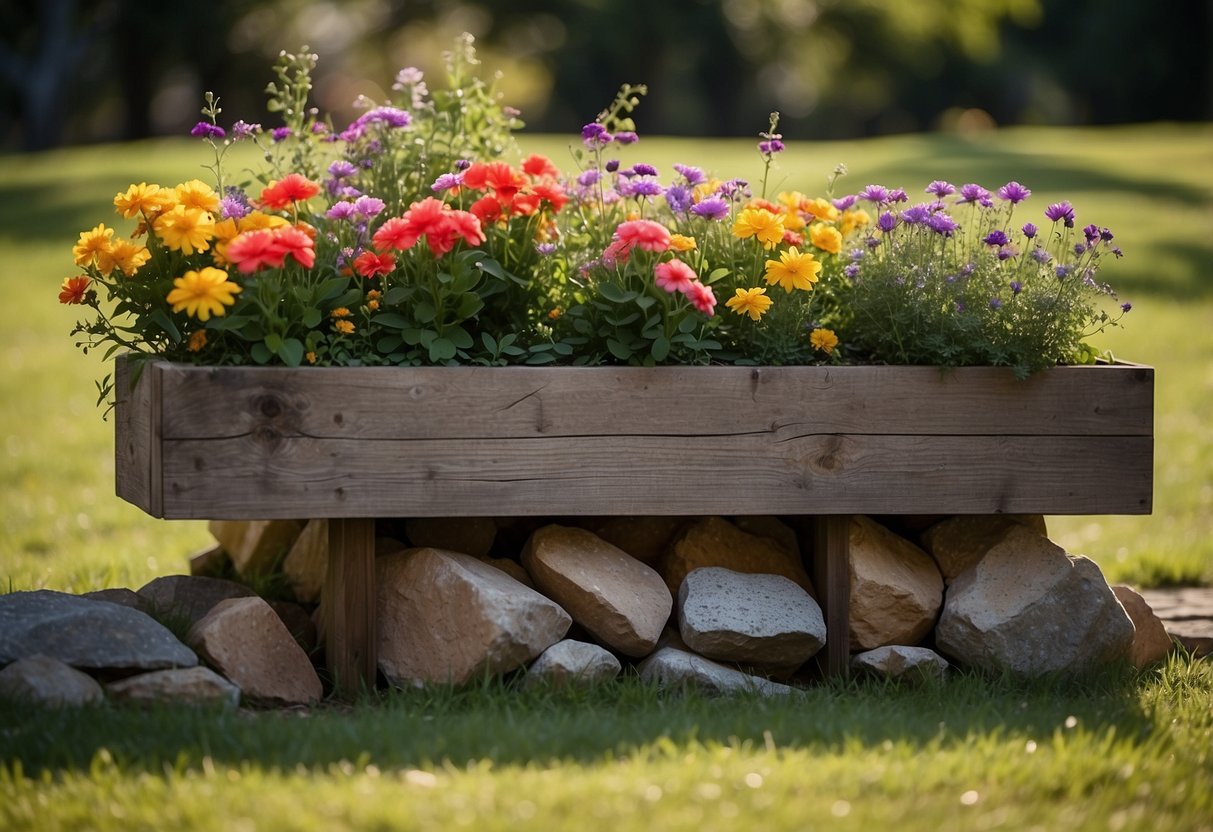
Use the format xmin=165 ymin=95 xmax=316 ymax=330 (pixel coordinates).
xmin=849 ymin=516 xmax=944 ymax=650
xmin=405 ymin=517 xmax=496 ymax=558
xmin=106 ymin=666 xmax=240 ymax=707
xmin=208 ymin=519 xmax=305 ymax=577
xmin=522 ymin=525 xmax=672 ymax=657
xmin=188 ymin=544 xmax=230 ymax=577
xmin=0 ymin=655 xmax=103 ymax=707
xmin=922 ymin=515 xmax=1047 ymax=583
xmin=377 ymin=548 xmax=571 ymax=687
xmin=1112 ymin=586 xmax=1174 ymax=667
xmin=283 ymin=519 xmax=328 ymax=603
xmin=850 ymin=645 xmax=949 ymax=681
xmin=136 ymin=575 xmax=256 ymax=629
xmin=269 ymin=600 xmax=319 ymax=656
xmin=481 ymin=557 xmax=534 ymax=589
xmin=661 ymin=516 xmax=813 ymax=597
xmin=582 ymin=516 xmax=688 ymax=564
xmin=733 ymin=516 xmax=801 ymax=560
xmin=187 ymin=596 xmax=322 ymax=706
xmin=524 ymin=640 xmax=622 ymax=689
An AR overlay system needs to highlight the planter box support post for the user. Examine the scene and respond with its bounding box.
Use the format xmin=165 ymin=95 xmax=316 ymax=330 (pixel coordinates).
xmin=814 ymin=515 xmax=852 ymax=677
xmin=324 ymin=518 xmax=377 ymax=694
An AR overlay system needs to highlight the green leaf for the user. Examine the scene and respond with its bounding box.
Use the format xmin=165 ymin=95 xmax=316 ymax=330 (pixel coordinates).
xmin=607 ymin=339 xmax=633 ymax=361
xmin=598 ymin=283 xmax=629 ymax=303
xmin=635 ymin=295 xmax=656 ymax=311
xmin=279 ymin=338 xmax=305 ymax=367
xmin=414 ymin=301 xmax=437 ymax=324
xmin=302 ymin=308 xmax=322 ymax=329
xmin=678 ymin=316 xmax=699 ymax=334
xmin=448 ymin=326 xmax=474 ymax=349
xmin=150 ymin=309 xmax=181 ymax=344
xmin=402 ymin=328 xmax=426 ymax=346
xmin=428 ymin=337 xmax=456 ymax=361
xmin=378 ymin=335 xmax=404 ymax=353
xmin=525 ymin=351 xmax=558 ymax=365
xmin=455 ymin=293 xmax=485 ymax=320
xmin=334 ymin=288 xmax=362 ymax=308
xmin=706 ymin=267 xmax=731 ymax=284
xmin=384 ymin=286 xmax=409 ymax=305
xmin=251 ymin=342 xmax=272 ymax=364
xmin=650 ymin=335 xmax=671 ymax=362
xmin=477 ymin=258 xmax=506 ymax=280
xmin=373 ymin=313 xmax=410 ymax=330
xmin=316 ymin=277 xmax=350 ymax=302
xmin=551 ymin=341 xmax=574 ymax=356
xmin=264 ymin=332 xmax=284 ymax=354
xmin=481 ymin=332 xmax=498 ymax=353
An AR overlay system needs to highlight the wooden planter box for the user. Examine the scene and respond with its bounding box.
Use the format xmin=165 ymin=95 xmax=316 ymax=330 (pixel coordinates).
xmin=114 ymin=358 xmax=1154 ymax=687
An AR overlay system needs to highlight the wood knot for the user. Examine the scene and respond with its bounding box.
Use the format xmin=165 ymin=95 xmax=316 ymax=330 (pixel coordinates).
xmin=257 ymin=395 xmax=283 ymax=418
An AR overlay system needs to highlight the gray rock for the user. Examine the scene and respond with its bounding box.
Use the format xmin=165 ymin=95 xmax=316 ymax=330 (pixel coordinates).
xmin=0 ymin=655 xmax=104 ymax=707
xmin=637 ymin=647 xmax=798 ymax=697
xmin=136 ymin=575 xmax=256 ymax=628
xmin=0 ymin=590 xmax=197 ymax=672
xmin=677 ymin=567 xmax=825 ymax=670
xmin=661 ymin=516 xmax=814 ymax=597
xmin=936 ymin=524 xmax=1135 ymax=676
xmin=81 ymin=588 xmax=149 ymax=612
xmin=850 ymin=645 xmax=949 ymax=681
xmin=922 ymin=515 xmax=1046 ymax=584
xmin=106 ymin=666 xmax=241 ymax=707
xmin=524 ymin=640 xmax=621 ymax=688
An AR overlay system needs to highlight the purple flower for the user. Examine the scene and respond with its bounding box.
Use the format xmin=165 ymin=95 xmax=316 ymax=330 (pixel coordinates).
xmin=325 ymin=202 xmax=357 ymax=221
xmin=832 ymin=195 xmax=858 ymax=211
xmin=989 ymin=298 xmax=1003 ymax=310
xmin=1044 ymin=201 xmax=1075 ymax=227
xmin=888 ymin=188 xmax=908 ymax=204
xmin=758 ymin=139 xmax=785 ymax=154
xmin=615 ymin=131 xmax=639 ymax=145
xmin=581 ymin=123 xmax=612 ymax=147
xmin=925 ymin=180 xmax=956 ymax=197
xmin=536 ymin=242 xmax=557 ymax=256
xmin=859 ymin=185 xmax=891 ymax=204
xmin=958 ymin=183 xmax=990 ymax=205
xmin=230 ymin=120 xmax=260 ymax=139
xmin=674 ymin=163 xmax=706 ymax=186
xmin=691 ymin=196 xmax=730 ymax=221
xmin=363 ymin=106 xmax=411 ymax=128
xmin=431 ymin=173 xmax=464 ymax=192
xmin=877 ymin=211 xmax=898 ymax=233
xmin=718 ymin=178 xmax=751 ymax=199
xmin=997 ymin=245 xmax=1018 ymax=261
xmin=983 ymin=229 xmax=1010 ymax=247
xmin=1100 ymin=228 xmax=1115 ymax=242
xmin=927 ymin=212 xmax=958 ymax=236
xmin=311 ymin=122 xmax=329 ymax=136
xmin=353 ymin=196 xmax=385 ymax=218
xmin=901 ymin=204 xmax=931 ymax=225
xmin=627 ymin=179 xmax=663 ymax=198
xmin=328 ymin=160 xmax=357 ymax=180
xmin=1121 ymin=301 xmax=1132 ymax=312
xmin=1074 ymin=242 xmax=1088 ymax=256
xmin=1112 ymin=246 xmax=1124 ymax=258
xmin=631 ymin=163 xmax=659 ymax=177
xmin=865 ymin=236 xmax=881 ymax=249
xmin=997 ymin=181 xmax=1032 ymax=204
xmin=577 ymin=169 xmax=601 ymax=187
xmin=849 ymin=248 xmax=866 ymax=262
xmin=1083 ymin=223 xmax=1101 ymax=244
xmin=190 ymin=121 xmax=226 ymax=140
xmin=1022 ymin=222 xmax=1038 ymax=239
xmin=665 ymin=185 xmax=693 ymax=214
xmin=454 ymin=159 xmax=471 ymax=171
xmin=218 ymin=191 xmax=251 ymax=220
xmin=271 ymin=126 xmax=292 ymax=143
xmin=1031 ymin=247 xmax=1050 ymax=264
xmin=1010 ymin=280 xmax=1023 ymax=294
xmin=960 ymin=263 xmax=976 ymax=277
xmin=605 ymin=159 xmax=620 ymax=173
xmin=844 ymin=263 xmax=861 ymax=278
xmin=1055 ymin=264 xmax=1072 ymax=279
xmin=955 ymin=302 xmax=966 ymax=313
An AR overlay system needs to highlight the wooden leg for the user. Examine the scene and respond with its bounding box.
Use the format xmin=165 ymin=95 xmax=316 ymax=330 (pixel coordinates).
xmin=324 ymin=517 xmax=377 ymax=695
xmin=813 ymin=515 xmax=852 ymax=678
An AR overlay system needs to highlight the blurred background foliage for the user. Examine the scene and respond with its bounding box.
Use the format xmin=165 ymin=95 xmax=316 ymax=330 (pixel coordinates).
xmin=2 ymin=0 xmax=1210 ymax=151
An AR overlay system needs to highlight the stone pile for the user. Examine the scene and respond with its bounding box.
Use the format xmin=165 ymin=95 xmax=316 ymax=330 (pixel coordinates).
xmin=0 ymin=513 xmax=1182 ymax=709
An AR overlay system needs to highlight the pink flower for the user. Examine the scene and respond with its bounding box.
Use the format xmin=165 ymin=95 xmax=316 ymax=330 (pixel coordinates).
xmin=614 ymin=219 xmax=670 ymax=253
xmin=654 ymin=259 xmax=696 ymax=294
xmin=601 ymin=238 xmax=631 ymax=267
xmin=686 ymin=281 xmax=716 ymax=315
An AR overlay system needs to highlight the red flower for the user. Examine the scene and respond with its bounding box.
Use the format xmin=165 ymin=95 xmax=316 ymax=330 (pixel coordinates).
xmin=522 ymin=154 xmax=560 ymax=179
xmin=531 ymin=182 xmax=569 ymax=213
xmin=352 ymin=250 xmax=396 ymax=278
xmin=468 ymin=195 xmax=503 ymax=224
xmin=58 ymin=275 xmax=90 ymax=304
xmin=686 ymin=281 xmax=717 ymax=316
xmin=443 ymin=210 xmax=486 ymax=248
xmin=260 ymin=173 xmax=321 ymax=209
xmin=615 ymin=219 xmax=670 ymax=253
xmin=372 ymin=216 xmax=420 ymax=252
xmin=226 ymin=230 xmax=283 ymax=273
xmin=270 ymin=225 xmax=315 ymax=268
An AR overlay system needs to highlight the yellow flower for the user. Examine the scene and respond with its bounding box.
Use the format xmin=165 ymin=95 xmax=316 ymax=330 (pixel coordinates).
xmin=72 ymin=224 xmax=115 ymax=269
xmin=238 ymin=211 xmax=290 ymax=232
xmin=187 ymin=330 xmax=208 ymax=352
xmin=305 ymin=351 xmax=318 ymax=364
xmin=330 ymin=307 xmax=352 ymax=318
xmin=107 ymin=239 xmax=151 ymax=276
xmin=810 ymin=327 xmax=839 ymax=355
xmin=209 ymin=218 xmax=242 ymax=266
xmin=334 ymin=319 xmax=355 ymax=334
xmin=548 ymin=307 xmax=563 ymax=320
xmin=166 ymin=267 xmax=242 ymax=321
xmin=113 ymin=183 xmax=173 ymax=219
xmin=840 ymin=209 xmax=871 ymax=236
xmin=764 ymin=247 xmax=822 ymax=294
xmin=732 ymin=207 xmax=786 ymax=249
xmin=804 ymin=197 xmax=840 ymax=223
xmin=693 ymin=178 xmax=723 ymax=201
xmin=175 ymin=179 xmax=221 ymax=214
xmin=668 ymin=234 xmax=698 ymax=252
xmin=367 ymin=299 xmax=380 ymax=311
xmin=809 ymin=223 xmax=843 ymax=255
xmin=154 ymin=205 xmax=215 ymax=255
xmin=724 ymin=287 xmax=774 ymax=321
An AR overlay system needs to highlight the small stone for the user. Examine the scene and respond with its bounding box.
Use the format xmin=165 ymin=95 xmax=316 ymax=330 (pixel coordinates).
xmin=850 ymin=645 xmax=949 ymax=681
xmin=848 ymin=516 xmax=943 ymax=650
xmin=522 ymin=525 xmax=672 ymax=657
xmin=406 ymin=517 xmax=497 ymax=558
xmin=81 ymin=588 xmax=148 ymax=613
xmin=661 ymin=516 xmax=813 ymax=597
xmin=524 ymin=640 xmax=621 ymax=689
xmin=283 ymin=519 xmax=328 ymax=604
xmin=677 ymin=567 xmax=825 ymax=670
xmin=188 ymin=596 xmax=322 ymax=707
xmin=1112 ymin=586 xmax=1174 ymax=667
xmin=208 ymin=519 xmax=305 ymax=577
xmin=637 ymin=647 xmax=798 ymax=697
xmin=136 ymin=575 xmax=256 ymax=629
xmin=106 ymin=666 xmax=240 ymax=707
xmin=0 ymin=655 xmax=104 ymax=707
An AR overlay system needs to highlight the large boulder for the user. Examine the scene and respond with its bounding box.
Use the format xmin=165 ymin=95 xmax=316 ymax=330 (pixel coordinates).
xmin=637 ymin=647 xmax=798 ymax=696
xmin=848 ymin=516 xmax=943 ymax=650
xmin=661 ymin=516 xmax=813 ymax=596
xmin=0 ymin=655 xmax=104 ymax=707
xmin=935 ymin=523 xmax=1134 ymax=676
xmin=136 ymin=575 xmax=256 ymax=628
xmin=677 ymin=567 xmax=825 ymax=670
xmin=187 ymin=596 xmax=322 ymax=706
xmin=0 ymin=590 xmax=197 ymax=672
xmin=579 ymin=516 xmax=689 ymax=564
xmin=522 ymin=525 xmax=671 ymax=657
xmin=523 ymin=640 xmax=622 ymax=689
xmin=106 ymin=666 xmax=241 ymax=708
xmin=377 ymin=547 xmax=571 ymax=687
xmin=850 ymin=645 xmax=949 ymax=681
xmin=921 ymin=515 xmax=1046 ymax=584
xmin=1112 ymin=586 xmax=1174 ymax=668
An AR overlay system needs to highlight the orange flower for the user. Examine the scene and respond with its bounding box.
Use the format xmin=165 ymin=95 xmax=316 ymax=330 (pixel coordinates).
xmin=58 ymin=276 xmax=91 ymax=304
xmin=259 ymin=173 xmax=320 ymax=209
xmin=352 ymin=250 xmax=396 ymax=278
xmin=187 ymin=330 xmax=208 ymax=352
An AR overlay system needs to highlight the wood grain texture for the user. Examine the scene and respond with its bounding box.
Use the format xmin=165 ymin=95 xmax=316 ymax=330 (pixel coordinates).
xmin=813 ymin=516 xmax=852 ymax=677
xmin=113 ymin=357 xmax=161 ymax=517
xmin=115 ymin=359 xmax=1155 ymax=519
xmin=324 ymin=517 xmax=377 ymax=694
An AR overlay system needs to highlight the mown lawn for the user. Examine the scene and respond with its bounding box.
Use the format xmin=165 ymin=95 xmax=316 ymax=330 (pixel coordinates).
xmin=1 ymin=124 xmax=1212 ymax=830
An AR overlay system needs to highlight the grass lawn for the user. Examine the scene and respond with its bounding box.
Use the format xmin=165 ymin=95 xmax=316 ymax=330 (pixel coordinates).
xmin=1 ymin=124 xmax=1212 ymax=829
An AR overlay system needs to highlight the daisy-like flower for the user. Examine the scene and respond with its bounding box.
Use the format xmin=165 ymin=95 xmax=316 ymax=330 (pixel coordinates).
xmin=72 ymin=224 xmax=115 ymax=269
xmin=259 ymin=173 xmax=321 ymax=210
xmin=653 ymin=259 xmax=696 ymax=294
xmin=615 ymin=219 xmax=670 ymax=253
xmin=810 ymin=328 xmax=839 ymax=354
xmin=1044 ymin=201 xmax=1076 ymax=227
xmin=175 ymin=179 xmax=221 ymax=214
xmin=58 ymin=275 xmax=91 ymax=304
xmin=809 ymin=223 xmax=843 ymax=255
xmin=685 ymin=281 xmax=716 ymax=315
xmin=668 ymin=234 xmax=697 ymax=252
xmin=732 ymin=207 xmax=785 ymax=249
xmin=334 ymin=319 xmax=355 ymax=334
xmin=113 ymin=183 xmax=173 ymax=219
xmin=165 ymin=267 xmax=242 ymax=320
xmin=724 ymin=287 xmax=773 ymax=321
xmin=998 ymin=181 xmax=1032 ymax=204
xmin=352 ymin=250 xmax=396 ymax=278
xmin=107 ymin=239 xmax=151 ymax=276
xmin=764 ymin=246 xmax=821 ymax=293
xmin=153 ymin=205 xmax=215 ymax=255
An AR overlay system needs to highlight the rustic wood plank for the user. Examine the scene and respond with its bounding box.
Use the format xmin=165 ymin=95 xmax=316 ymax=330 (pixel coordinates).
xmin=154 ymin=433 xmax=1153 ymax=519
xmin=113 ymin=357 xmax=162 ymax=517
xmin=152 ymin=363 xmax=1155 ymax=441
xmin=813 ymin=516 xmax=852 ymax=678
xmin=323 ymin=517 xmax=377 ymax=695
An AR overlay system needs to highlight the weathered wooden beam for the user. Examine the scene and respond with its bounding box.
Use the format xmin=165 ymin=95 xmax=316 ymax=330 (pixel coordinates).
xmin=323 ymin=517 xmax=377 ymax=695
xmin=813 ymin=516 xmax=853 ymax=678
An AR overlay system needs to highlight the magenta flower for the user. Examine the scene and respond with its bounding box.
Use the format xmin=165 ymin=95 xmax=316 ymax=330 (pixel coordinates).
xmin=686 ymin=281 xmax=717 ymax=315
xmin=859 ymin=185 xmax=891 ymax=204
xmin=691 ymin=196 xmax=730 ymax=221
xmin=958 ymin=184 xmax=990 ymax=205
xmin=654 ymin=259 xmax=697 ymax=294
xmin=997 ymin=181 xmax=1032 ymax=204
xmin=581 ymin=123 xmax=612 ymax=147
xmin=674 ymin=164 xmax=706 ymax=186
xmin=1045 ymin=201 xmax=1076 ymax=227
xmin=832 ymin=195 xmax=858 ymax=211
xmin=926 ymin=180 xmax=956 ymax=197
xmin=190 ymin=121 xmax=225 ymax=140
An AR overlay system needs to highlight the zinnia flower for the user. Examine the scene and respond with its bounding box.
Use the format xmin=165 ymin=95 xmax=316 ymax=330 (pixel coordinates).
xmin=615 ymin=219 xmax=670 ymax=253
xmin=685 ymin=281 xmax=716 ymax=315
xmin=352 ymin=250 xmax=396 ymax=278
xmin=732 ymin=207 xmax=785 ymax=249
xmin=809 ymin=223 xmax=843 ymax=255
xmin=107 ymin=240 xmax=151 ymax=276
xmin=691 ymin=197 xmax=730 ymax=221
xmin=260 ymin=173 xmax=321 ymax=209
xmin=334 ymin=319 xmax=355 ymax=334
xmin=175 ymin=179 xmax=221 ymax=214
xmin=958 ymin=184 xmax=991 ymax=205
xmin=725 ymin=287 xmax=773 ymax=321
xmin=764 ymin=247 xmax=821 ymax=293
xmin=165 ymin=267 xmax=242 ymax=320
xmin=187 ymin=330 xmax=208 ymax=352
xmin=810 ymin=328 xmax=839 ymax=354
xmin=113 ymin=183 xmax=172 ymax=219
xmin=153 ymin=206 xmax=215 ymax=255
xmin=72 ymin=224 xmax=115 ymax=269
xmin=653 ymin=259 xmax=696 ymax=294
xmin=668 ymin=234 xmax=697 ymax=252
xmin=58 ymin=275 xmax=90 ymax=304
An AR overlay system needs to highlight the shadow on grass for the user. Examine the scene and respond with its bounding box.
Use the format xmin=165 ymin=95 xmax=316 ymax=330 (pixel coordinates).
xmin=0 ymin=663 xmax=1173 ymax=776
